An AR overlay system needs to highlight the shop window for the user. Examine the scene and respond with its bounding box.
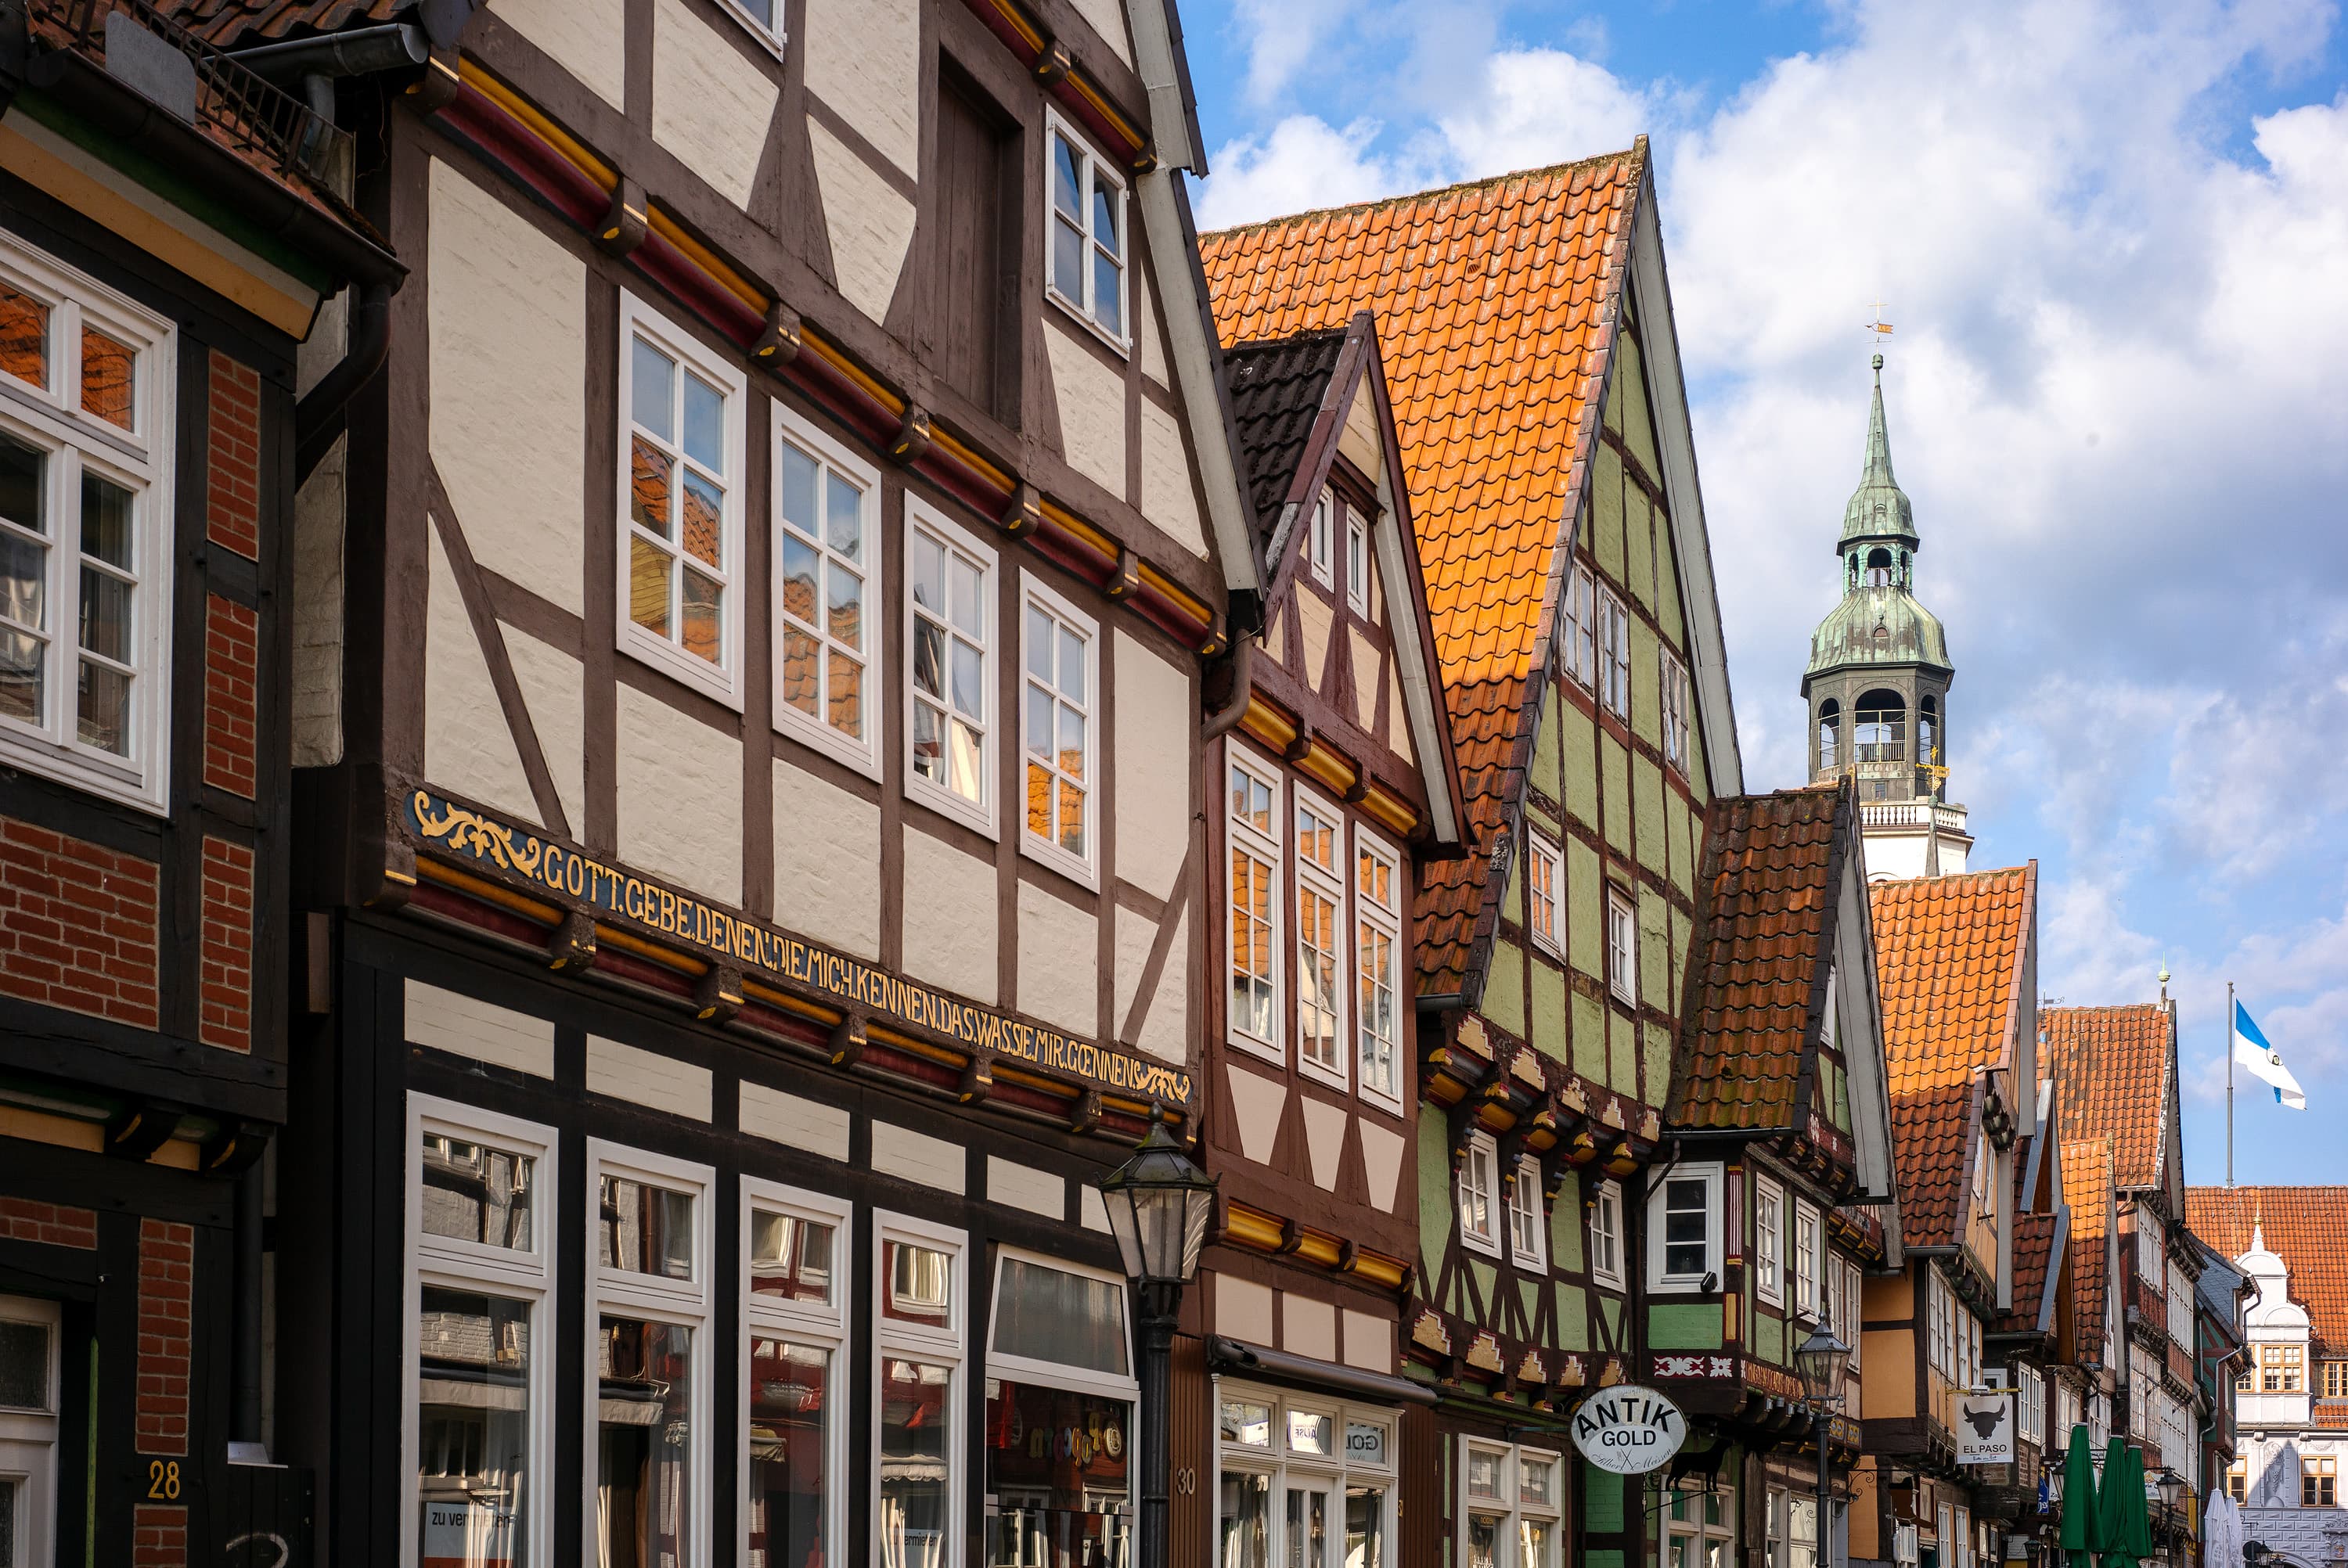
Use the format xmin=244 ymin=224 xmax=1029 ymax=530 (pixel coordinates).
xmin=1588 ymin=1181 xmax=1625 ymax=1290
xmin=1461 ymin=1440 xmax=1562 ymax=1568
xmin=741 ymin=1181 xmax=851 ymax=1568
xmin=1526 ymin=833 xmax=1564 ymax=956
xmin=1345 ymin=512 xmax=1370 ymax=616
xmin=1045 ymin=113 xmax=1128 ymax=347
xmin=2306 ymin=1458 xmax=2336 ymax=1509
xmin=0 ymin=239 xmax=173 ymax=812
xmin=1215 ymin=1385 xmax=1394 ymax=1568
xmin=589 ymin=1140 xmax=713 ymax=1568
xmin=620 ymin=292 xmax=744 ymax=706
xmin=1306 ymin=490 xmax=1334 ymax=590
xmin=1561 ymin=563 xmax=1597 ymax=688
xmin=1459 ymin=1131 xmax=1502 ymax=1259
xmin=1754 ymin=1178 xmax=1785 ymax=1307
xmin=1660 ymin=648 xmax=1692 ymax=773
xmin=1662 ymin=1483 xmax=1737 ymax=1568
xmin=1295 ymin=790 xmax=1348 ymax=1084
xmin=0 ymin=1295 xmax=59 ymax=1566
xmin=1021 ymin=577 xmax=1097 ymax=883
xmin=1768 ymin=1487 xmax=1819 ymax=1568
xmin=1793 ymin=1199 xmax=1821 ymax=1319
xmin=1226 ymin=746 xmax=1284 ymax=1060
xmin=1506 ymin=1157 xmax=1547 ymax=1272
xmin=1596 ymin=585 xmax=1631 ymax=719
xmin=408 ymin=1099 xmax=558 ymax=1568
xmin=1356 ymin=833 xmax=1404 ymax=1109
xmin=904 ymin=500 xmax=996 ymax=833
xmin=876 ymin=1214 xmax=964 ymax=1568
xmin=985 ymin=1250 xmax=1135 ymax=1568
xmin=1606 ymin=889 xmax=1639 ymax=1005
xmin=1647 ymin=1163 xmax=1722 ymax=1293
xmin=775 ymin=406 xmax=881 ymax=774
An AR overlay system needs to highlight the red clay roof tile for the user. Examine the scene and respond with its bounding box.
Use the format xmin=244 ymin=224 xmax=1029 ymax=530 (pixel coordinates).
xmin=2187 ymin=1186 xmax=2348 ymax=1354
xmin=2044 ymin=1005 xmax=2174 ymax=1192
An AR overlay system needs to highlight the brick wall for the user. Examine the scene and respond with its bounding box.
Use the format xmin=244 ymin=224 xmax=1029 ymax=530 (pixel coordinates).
xmin=203 ymin=595 xmax=257 ymax=798
xmin=0 ymin=817 xmax=159 ymax=1028
xmin=132 ymin=1504 xmax=186 ymax=1568
xmin=136 ymin=1217 xmax=191 ymax=1455
xmin=207 ymin=350 xmax=260 ymax=559
xmin=0 ymin=1197 xmax=96 ymax=1248
xmin=198 ymin=836 xmax=254 ymax=1052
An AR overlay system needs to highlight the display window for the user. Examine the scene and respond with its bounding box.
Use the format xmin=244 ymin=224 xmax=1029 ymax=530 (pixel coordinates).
xmin=1216 ymin=1383 xmax=1395 ymax=1568
xmin=984 ymin=1248 xmax=1137 ymax=1566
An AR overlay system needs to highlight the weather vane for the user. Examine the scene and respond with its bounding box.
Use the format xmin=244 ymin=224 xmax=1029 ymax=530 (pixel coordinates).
xmin=1865 ymin=298 xmax=1894 ymax=346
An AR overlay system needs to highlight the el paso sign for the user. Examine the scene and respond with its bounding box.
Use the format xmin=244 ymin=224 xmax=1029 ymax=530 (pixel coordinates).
xmin=1570 ymin=1385 xmax=1687 ymax=1476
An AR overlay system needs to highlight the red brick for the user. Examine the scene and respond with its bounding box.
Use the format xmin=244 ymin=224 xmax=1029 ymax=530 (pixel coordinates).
xmin=132 ymin=1504 xmax=186 ymax=1567
xmin=202 ymin=595 xmax=259 ymax=798
xmin=206 ymin=351 xmax=261 ymax=559
xmin=197 ymin=837 xmax=254 ymax=1052
xmin=0 ymin=1198 xmax=96 ymax=1249
xmin=0 ymin=818 xmax=158 ymax=1028
xmin=135 ymin=1220 xmax=192 ymax=1460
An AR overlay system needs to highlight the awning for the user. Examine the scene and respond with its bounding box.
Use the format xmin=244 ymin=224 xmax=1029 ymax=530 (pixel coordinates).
xmin=1207 ymin=1337 xmax=1438 ymax=1408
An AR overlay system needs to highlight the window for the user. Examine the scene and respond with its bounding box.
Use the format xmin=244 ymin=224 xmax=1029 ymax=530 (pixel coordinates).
xmin=0 ymin=242 xmax=173 ymax=811
xmin=1648 ymin=1162 xmax=1722 ymax=1293
xmin=1606 ymin=889 xmax=1639 ymax=1005
xmin=1596 ymin=585 xmax=1630 ymax=718
xmin=2015 ymin=1362 xmax=2045 ymax=1447
xmin=0 ymin=1294 xmax=59 ymax=1567
xmin=2328 ymin=1361 xmax=2348 ymax=1398
xmin=1769 ymin=1487 xmax=1820 ymax=1568
xmin=1356 ymin=833 xmax=1404 ymax=1107
xmin=742 ymin=1181 xmax=851 ymax=1568
xmin=711 ymin=0 xmax=783 ymax=50
xmin=1215 ymin=1385 xmax=1395 ymax=1568
xmin=1295 ymin=792 xmax=1347 ymax=1084
xmin=2307 ymin=1458 xmax=2337 ymax=1509
xmin=1561 ymin=563 xmax=1596 ymax=688
xmin=875 ymin=1214 xmax=964 ymax=1568
xmin=1794 ymin=1200 xmax=1822 ymax=1319
xmin=1459 ymin=1131 xmax=1501 ymax=1258
xmin=1227 ymin=746 xmax=1283 ymax=1059
xmin=985 ymin=1250 xmax=1136 ymax=1566
xmin=618 ymin=294 xmax=743 ymax=705
xmin=1843 ymin=1260 xmax=1865 ymax=1372
xmin=1662 ymin=1483 xmax=1737 ymax=1568
xmin=1046 ymin=114 xmax=1127 ymax=346
xmin=904 ymin=501 xmax=996 ymax=831
xmin=1660 ymin=649 xmax=1691 ymax=772
xmin=1462 ymin=1441 xmax=1564 ymax=1568
xmin=1021 ymin=579 xmax=1097 ymax=880
xmin=589 ymin=1142 xmax=713 ymax=1568
xmin=1754 ymin=1179 xmax=1785 ymax=1307
xmin=2227 ymin=1462 xmax=2247 ymax=1505
xmin=1306 ymin=490 xmax=1334 ymax=590
xmin=1817 ymin=699 xmax=1840 ymax=771
xmin=1525 ymin=833 xmax=1563 ymax=955
xmin=775 ymin=408 xmax=880 ymax=771
xmin=1345 ymin=512 xmax=1370 ymax=615
xmin=1927 ymin=1271 xmax=1954 ymax=1379
xmin=409 ymin=1099 xmax=556 ymax=1568
xmin=2262 ymin=1344 xmax=2305 ymax=1393
xmin=1506 ymin=1158 xmax=1547 ymax=1271
xmin=1589 ymin=1181 xmax=1625 ymax=1289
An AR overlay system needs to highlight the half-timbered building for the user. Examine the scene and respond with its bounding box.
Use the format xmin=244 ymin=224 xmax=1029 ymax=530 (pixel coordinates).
xmin=1204 ymin=144 xmax=1747 ymax=1568
xmin=0 ymin=2 xmax=405 ymax=1559
xmin=216 ymin=0 xmax=1261 ymax=1564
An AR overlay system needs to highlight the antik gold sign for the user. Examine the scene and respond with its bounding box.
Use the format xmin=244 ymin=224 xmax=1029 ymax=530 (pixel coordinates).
xmin=407 ymin=789 xmax=1195 ymax=1109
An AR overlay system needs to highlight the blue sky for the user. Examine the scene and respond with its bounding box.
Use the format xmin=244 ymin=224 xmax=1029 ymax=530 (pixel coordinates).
xmin=1178 ymin=0 xmax=2348 ymax=1187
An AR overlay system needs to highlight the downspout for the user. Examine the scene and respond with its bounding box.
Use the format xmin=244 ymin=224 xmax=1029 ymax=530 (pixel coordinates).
xmin=1198 ymin=636 xmax=1255 ymax=743
xmin=294 ymin=279 xmax=390 ymax=486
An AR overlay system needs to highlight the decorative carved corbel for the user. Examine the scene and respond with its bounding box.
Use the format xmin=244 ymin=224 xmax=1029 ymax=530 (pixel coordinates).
xmin=547 ymin=910 xmax=598 ymax=973
xmin=592 ymin=175 xmax=648 ymax=258
xmin=827 ymin=1014 xmax=866 ymax=1070
xmin=693 ymin=966 xmax=743 ymax=1025
xmin=751 ymin=299 xmax=802 ymax=365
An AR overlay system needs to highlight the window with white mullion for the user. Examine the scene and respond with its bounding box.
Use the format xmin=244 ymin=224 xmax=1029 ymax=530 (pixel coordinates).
xmin=1606 ymin=889 xmax=1639 ymax=1005
xmin=1506 ymin=1156 xmax=1547 ymax=1271
xmin=1794 ymin=1199 xmax=1821 ymax=1319
xmin=1526 ymin=833 xmax=1563 ymax=955
xmin=904 ymin=502 xmax=994 ymax=831
xmin=621 ymin=295 xmax=741 ymax=703
xmin=1459 ymin=1131 xmax=1501 ymax=1257
xmin=1226 ymin=746 xmax=1282 ymax=1059
xmin=774 ymin=410 xmax=880 ymax=771
xmin=741 ymin=1181 xmax=851 ymax=1568
xmin=1295 ymin=790 xmax=1347 ymax=1084
xmin=873 ymin=1213 xmax=965 ymax=1568
xmin=1597 ymin=585 xmax=1631 ymax=718
xmin=1355 ymin=833 xmax=1403 ymax=1106
xmin=1588 ymin=1180 xmax=1624 ymax=1289
xmin=1046 ymin=114 xmax=1128 ymax=347
xmin=1561 ymin=563 xmax=1597 ymax=688
xmin=1021 ymin=580 xmax=1097 ymax=879
xmin=1661 ymin=647 xmax=1691 ymax=772
xmin=1754 ymin=1178 xmax=1785 ymax=1307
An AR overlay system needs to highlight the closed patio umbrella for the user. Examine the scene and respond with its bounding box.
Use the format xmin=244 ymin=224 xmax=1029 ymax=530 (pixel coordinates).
xmin=2097 ymin=1440 xmax=2149 ymax=1568
xmin=2204 ymin=1491 xmax=2245 ymax=1568
xmin=2061 ymin=1425 xmax=2105 ymax=1568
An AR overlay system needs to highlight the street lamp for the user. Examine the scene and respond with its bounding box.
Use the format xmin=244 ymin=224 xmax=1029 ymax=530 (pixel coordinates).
xmin=1798 ymin=1327 xmax=1853 ymax=1568
xmin=2154 ymin=1468 xmax=2185 ymax=1568
xmin=1095 ymin=1111 xmax=1219 ymax=1568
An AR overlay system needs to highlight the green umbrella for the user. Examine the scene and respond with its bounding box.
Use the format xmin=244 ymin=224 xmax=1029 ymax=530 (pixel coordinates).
xmin=2121 ymin=1446 xmax=2157 ymax=1562
xmin=2059 ymin=1423 xmax=2105 ymax=1568
xmin=2096 ymin=1439 xmax=2147 ymax=1568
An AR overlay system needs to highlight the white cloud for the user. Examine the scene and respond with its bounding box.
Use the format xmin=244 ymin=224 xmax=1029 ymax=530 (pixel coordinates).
xmin=1197 ymin=114 xmax=1430 ymax=230
xmin=1229 ymin=0 xmax=1357 ymax=105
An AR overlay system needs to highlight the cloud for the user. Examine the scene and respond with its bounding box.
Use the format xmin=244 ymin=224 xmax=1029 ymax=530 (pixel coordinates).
xmin=1228 ymin=0 xmax=1358 ymax=105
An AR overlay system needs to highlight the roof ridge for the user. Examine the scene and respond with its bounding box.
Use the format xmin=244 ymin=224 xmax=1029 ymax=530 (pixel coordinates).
xmin=1199 ymin=142 xmax=1647 ymax=241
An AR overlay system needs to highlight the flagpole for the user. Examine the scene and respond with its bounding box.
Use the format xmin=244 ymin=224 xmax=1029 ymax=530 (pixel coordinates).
xmin=2226 ymin=980 xmax=2235 ymax=1188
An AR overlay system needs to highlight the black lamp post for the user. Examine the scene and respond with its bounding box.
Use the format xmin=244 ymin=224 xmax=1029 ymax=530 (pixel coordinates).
xmin=2154 ymin=1467 xmax=2184 ymax=1568
xmin=1095 ymin=1112 xmax=1219 ymax=1568
xmin=1798 ymin=1327 xmax=1853 ymax=1568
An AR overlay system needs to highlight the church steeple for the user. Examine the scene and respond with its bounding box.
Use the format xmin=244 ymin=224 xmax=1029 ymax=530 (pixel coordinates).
xmin=1801 ymin=354 xmax=1972 ymax=879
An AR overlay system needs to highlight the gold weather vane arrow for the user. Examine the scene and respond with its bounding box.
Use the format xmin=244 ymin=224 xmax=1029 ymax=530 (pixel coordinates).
xmin=1866 ymin=298 xmax=1895 ymax=340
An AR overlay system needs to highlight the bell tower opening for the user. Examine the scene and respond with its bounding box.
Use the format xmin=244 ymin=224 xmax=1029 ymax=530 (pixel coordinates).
xmin=1817 ymin=699 xmax=1840 ymax=774
xmin=1864 ymin=547 xmax=1893 ymax=588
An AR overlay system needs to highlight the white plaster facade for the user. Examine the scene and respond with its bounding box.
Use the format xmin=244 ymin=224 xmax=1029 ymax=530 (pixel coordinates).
xmin=2227 ymin=1228 xmax=2348 ymax=1562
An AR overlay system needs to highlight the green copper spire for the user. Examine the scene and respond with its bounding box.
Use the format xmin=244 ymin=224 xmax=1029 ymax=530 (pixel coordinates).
xmin=1838 ymin=353 xmax=1916 ymax=548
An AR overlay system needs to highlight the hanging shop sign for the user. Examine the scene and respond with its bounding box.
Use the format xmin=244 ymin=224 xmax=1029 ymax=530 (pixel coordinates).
xmin=406 ymin=789 xmax=1194 ymax=1108
xmin=1956 ymin=1389 xmax=2015 ymax=1466
xmin=1569 ymin=1384 xmax=1687 ymax=1475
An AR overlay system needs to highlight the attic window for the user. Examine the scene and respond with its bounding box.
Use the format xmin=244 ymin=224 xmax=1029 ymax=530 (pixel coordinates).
xmin=1306 ymin=491 xmax=1334 ymax=590
xmin=1345 ymin=512 xmax=1370 ymax=615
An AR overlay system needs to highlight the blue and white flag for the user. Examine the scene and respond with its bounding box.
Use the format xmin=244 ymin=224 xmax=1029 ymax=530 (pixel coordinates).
xmin=2234 ymin=1001 xmax=2307 ymax=1109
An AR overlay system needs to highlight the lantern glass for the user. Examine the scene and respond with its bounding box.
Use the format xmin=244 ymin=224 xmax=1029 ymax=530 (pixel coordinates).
xmin=1794 ymin=1325 xmax=1849 ymax=1403
xmin=1093 ymin=1117 xmax=1217 ymax=1288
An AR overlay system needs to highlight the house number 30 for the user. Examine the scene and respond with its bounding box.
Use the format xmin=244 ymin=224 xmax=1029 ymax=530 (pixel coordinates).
xmin=146 ymin=1459 xmax=181 ymax=1499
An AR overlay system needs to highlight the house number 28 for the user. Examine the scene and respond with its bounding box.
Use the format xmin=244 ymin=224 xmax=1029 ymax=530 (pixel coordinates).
xmin=146 ymin=1459 xmax=181 ymax=1499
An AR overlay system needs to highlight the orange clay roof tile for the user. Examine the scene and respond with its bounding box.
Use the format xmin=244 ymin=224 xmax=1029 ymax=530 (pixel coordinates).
xmin=2187 ymin=1186 xmax=2348 ymax=1354
xmin=2062 ymin=1135 xmax=2115 ymax=1353
xmin=2044 ymin=1005 xmax=2174 ymax=1192
xmin=1201 ymin=152 xmax=1646 ymax=994
xmin=1997 ymin=1208 xmax=2061 ymax=1335
xmin=1867 ymin=865 xmax=2037 ymax=1250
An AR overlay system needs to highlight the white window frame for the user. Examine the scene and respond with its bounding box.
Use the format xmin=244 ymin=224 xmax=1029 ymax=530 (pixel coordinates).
xmin=0 ymin=1293 xmax=61 ymax=1568
xmin=1843 ymin=1258 xmax=1865 ymax=1372
xmin=1597 ymin=584 xmax=1631 ymax=718
xmin=616 ymin=291 xmax=746 ymax=709
xmin=1459 ymin=1130 xmax=1502 ymax=1260
xmin=1225 ymin=743 xmax=1285 ymax=1065
xmin=1562 ymin=563 xmax=1596 ymax=689
xmin=985 ymin=1244 xmax=1136 ymax=1403
xmin=1043 ymin=110 xmax=1131 ymax=353
xmin=1345 ymin=511 xmax=1370 ymax=616
xmin=738 ymin=1178 xmax=852 ymax=1568
xmin=1458 ymin=1439 xmax=1565 ymax=1568
xmin=1306 ymin=489 xmax=1335 ymax=590
xmin=1662 ymin=1479 xmax=1739 ymax=1568
xmin=1660 ymin=646 xmax=1691 ymax=773
xmin=772 ymin=403 xmax=884 ymax=775
xmin=1019 ymin=573 xmax=1100 ymax=886
xmin=1588 ymin=1179 xmax=1626 ymax=1290
xmin=583 ymin=1138 xmax=715 ymax=1568
xmin=1215 ymin=1381 xmax=1396 ymax=1568
xmin=711 ymin=0 xmax=785 ymax=55
xmin=0 ymin=238 xmax=175 ymax=812
xmin=871 ymin=1210 xmax=967 ymax=1568
xmin=1353 ymin=828 xmax=1406 ymax=1113
xmin=1647 ymin=1160 xmax=1723 ymax=1294
xmin=1754 ymin=1178 xmax=1785 ymax=1307
xmin=1506 ymin=1156 xmax=1547 ymax=1272
xmin=1525 ymin=831 xmax=1564 ymax=958
xmin=1606 ymin=887 xmax=1639 ymax=1006
xmin=1794 ymin=1199 xmax=1822 ymax=1321
xmin=1293 ymin=784 xmax=1349 ymax=1091
xmin=403 ymin=1095 xmax=559 ymax=1568
xmin=902 ymin=498 xmax=998 ymax=836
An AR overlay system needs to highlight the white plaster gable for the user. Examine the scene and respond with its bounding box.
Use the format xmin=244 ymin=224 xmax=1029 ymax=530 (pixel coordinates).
xmin=1226 ymin=1063 xmax=1285 ymax=1167
xmin=801 ymin=0 xmax=919 ymax=178
xmin=492 ymin=0 xmax=625 ymax=108
xmin=806 ymin=120 xmax=917 ymax=325
xmin=423 ymin=526 xmax=535 ymax=824
xmin=1299 ymin=1096 xmax=1347 ymax=1192
xmin=1062 ymin=0 xmax=1133 ymax=64
xmin=1042 ymin=317 xmax=1126 ymax=498
xmin=650 ymin=0 xmax=780 ymax=206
